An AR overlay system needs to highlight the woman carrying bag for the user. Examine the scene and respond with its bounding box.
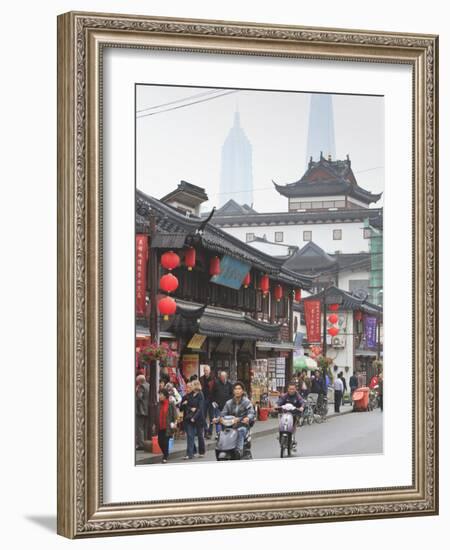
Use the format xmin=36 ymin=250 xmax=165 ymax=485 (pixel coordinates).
xmin=181 ymin=380 xmax=205 ymax=459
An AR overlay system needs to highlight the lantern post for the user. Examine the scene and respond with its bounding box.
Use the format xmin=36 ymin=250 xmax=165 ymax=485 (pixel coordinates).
xmin=148 ymin=210 xmax=160 ymax=438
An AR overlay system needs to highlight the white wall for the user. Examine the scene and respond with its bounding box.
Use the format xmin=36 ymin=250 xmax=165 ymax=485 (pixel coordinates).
xmin=223 ymin=220 xmax=370 ymax=253
xmin=1 ymin=1 xmax=446 ymax=549
xmin=338 ymin=270 xmax=370 ymax=292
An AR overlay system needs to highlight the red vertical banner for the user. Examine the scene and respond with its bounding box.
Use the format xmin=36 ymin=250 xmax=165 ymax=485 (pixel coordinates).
xmin=304 ymin=300 xmax=322 ymax=342
xmin=136 ymin=235 xmax=148 ymax=316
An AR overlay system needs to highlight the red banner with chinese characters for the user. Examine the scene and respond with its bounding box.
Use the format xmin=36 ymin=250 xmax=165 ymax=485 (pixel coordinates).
xmin=304 ymin=300 xmax=322 ymax=342
xmin=136 ymin=235 xmax=148 ymax=316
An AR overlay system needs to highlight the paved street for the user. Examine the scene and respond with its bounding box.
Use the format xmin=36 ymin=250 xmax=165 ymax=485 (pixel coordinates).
xmin=167 ymin=409 xmax=383 ymax=463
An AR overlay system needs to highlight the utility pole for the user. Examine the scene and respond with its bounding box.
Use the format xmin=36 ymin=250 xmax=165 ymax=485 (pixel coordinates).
xmin=322 ymin=291 xmax=328 ymax=357
xmin=321 ymin=290 xmax=328 ymax=382
xmin=148 ymin=211 xmax=160 ymax=438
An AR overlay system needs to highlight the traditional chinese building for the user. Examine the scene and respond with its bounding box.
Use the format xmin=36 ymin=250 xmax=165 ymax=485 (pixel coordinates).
xmin=136 ymin=187 xmax=313 ymax=398
xmin=207 ymin=154 xmax=383 ymax=300
xmin=294 ymin=286 xmax=383 ymax=390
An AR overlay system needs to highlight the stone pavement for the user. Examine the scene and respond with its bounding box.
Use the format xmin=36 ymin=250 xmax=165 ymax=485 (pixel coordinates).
xmin=136 ymin=402 xmax=354 ymax=465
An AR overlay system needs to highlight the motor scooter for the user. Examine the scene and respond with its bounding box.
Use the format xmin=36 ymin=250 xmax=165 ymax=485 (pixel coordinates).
xmin=276 ymin=403 xmax=300 ymax=458
xmin=214 ymin=415 xmax=253 ymax=461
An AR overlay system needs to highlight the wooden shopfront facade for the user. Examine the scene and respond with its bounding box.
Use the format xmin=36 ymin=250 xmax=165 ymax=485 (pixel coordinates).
xmin=135 ymin=189 xmax=313 ymax=409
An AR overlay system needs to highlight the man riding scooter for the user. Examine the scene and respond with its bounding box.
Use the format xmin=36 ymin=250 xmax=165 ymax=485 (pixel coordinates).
xmin=276 ymin=383 xmax=305 ymax=451
xmin=214 ymin=381 xmax=255 ymax=459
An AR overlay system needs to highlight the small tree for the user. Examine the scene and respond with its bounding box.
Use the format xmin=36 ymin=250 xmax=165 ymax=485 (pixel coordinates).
xmin=317 ymin=355 xmax=334 ymax=383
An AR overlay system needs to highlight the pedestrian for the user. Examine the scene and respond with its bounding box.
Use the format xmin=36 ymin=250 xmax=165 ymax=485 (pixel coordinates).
xmin=310 ymin=370 xmax=327 ymax=415
xmin=378 ymin=372 xmax=383 ymax=411
xmin=155 ymin=388 xmax=178 ymax=463
xmin=357 ymin=369 xmax=365 ymax=388
xmin=181 ymin=380 xmax=205 ymax=459
xmin=333 ymin=374 xmax=344 ymax=413
xmin=211 ymin=371 xmax=233 ymax=438
xmin=311 ymin=370 xmax=326 ymax=395
xmin=199 ymin=365 xmax=216 ymax=438
xmin=180 ymin=382 xmax=196 ymax=454
xmin=349 ymin=370 xmax=358 ymax=403
xmin=296 ymin=369 xmax=310 ymax=398
xmin=369 ymin=373 xmax=379 ymax=389
xmin=165 ymin=382 xmax=182 ymax=407
xmin=136 ymin=374 xmax=150 ymax=451
xmin=338 ymin=372 xmax=348 ymax=405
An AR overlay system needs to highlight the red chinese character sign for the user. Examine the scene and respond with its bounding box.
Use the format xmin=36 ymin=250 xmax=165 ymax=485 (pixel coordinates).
xmin=304 ymin=300 xmax=322 ymax=342
xmin=136 ymin=235 xmax=148 ymax=316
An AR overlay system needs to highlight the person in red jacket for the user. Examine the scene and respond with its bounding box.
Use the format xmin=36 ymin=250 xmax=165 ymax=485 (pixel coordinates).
xmin=155 ymin=389 xmax=178 ymax=463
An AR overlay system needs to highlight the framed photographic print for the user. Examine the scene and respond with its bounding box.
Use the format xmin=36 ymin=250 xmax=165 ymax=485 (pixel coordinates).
xmin=57 ymin=11 xmax=439 ymax=538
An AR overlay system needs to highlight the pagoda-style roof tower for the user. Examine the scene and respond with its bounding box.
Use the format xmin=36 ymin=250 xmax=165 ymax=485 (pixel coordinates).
xmin=273 ymin=153 xmax=382 ymax=211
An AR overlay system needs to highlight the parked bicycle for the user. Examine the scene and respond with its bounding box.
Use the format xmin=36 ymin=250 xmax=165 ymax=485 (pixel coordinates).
xmin=299 ymin=397 xmax=315 ymax=426
xmin=308 ymin=393 xmax=328 ymax=423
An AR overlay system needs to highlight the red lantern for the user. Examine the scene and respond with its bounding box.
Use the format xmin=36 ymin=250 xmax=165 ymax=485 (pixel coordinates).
xmin=184 ymin=247 xmax=196 ymax=271
xmin=243 ymin=272 xmax=251 ymax=288
xmin=274 ymin=284 xmax=283 ymax=302
xmin=354 ymin=310 xmax=363 ymax=321
xmin=327 ymin=326 xmax=339 ymax=337
xmin=328 ymin=313 xmax=339 ymax=324
xmin=161 ymin=250 xmax=180 ymax=271
xmin=328 ymin=303 xmax=339 ymax=311
xmin=260 ymin=274 xmax=270 ymax=295
xmin=159 ymin=273 xmax=179 ymax=294
xmin=158 ymin=296 xmax=177 ymax=321
xmin=294 ymin=288 xmax=302 ymax=302
xmin=209 ymin=256 xmax=221 ymax=276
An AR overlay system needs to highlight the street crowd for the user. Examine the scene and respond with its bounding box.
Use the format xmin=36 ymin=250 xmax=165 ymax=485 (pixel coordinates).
xmin=136 ymin=365 xmax=383 ymax=464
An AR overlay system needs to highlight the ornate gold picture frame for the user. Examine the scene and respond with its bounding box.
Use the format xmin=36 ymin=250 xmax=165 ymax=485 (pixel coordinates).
xmin=57 ymin=11 xmax=438 ymax=538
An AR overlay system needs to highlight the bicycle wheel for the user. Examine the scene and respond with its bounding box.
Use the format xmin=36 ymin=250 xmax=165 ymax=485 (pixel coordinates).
xmin=307 ymin=413 xmax=314 ymax=425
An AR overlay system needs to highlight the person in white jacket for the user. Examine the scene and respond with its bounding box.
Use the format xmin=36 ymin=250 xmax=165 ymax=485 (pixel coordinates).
xmin=333 ymin=376 xmax=344 ymax=413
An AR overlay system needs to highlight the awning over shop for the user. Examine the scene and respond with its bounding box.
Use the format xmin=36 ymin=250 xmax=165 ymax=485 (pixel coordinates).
xmin=355 ymin=350 xmax=378 ymax=357
xmin=255 ymin=341 xmax=295 ymax=351
xmin=168 ymin=302 xmax=281 ymax=343
xmin=293 ymin=355 xmax=317 ymax=371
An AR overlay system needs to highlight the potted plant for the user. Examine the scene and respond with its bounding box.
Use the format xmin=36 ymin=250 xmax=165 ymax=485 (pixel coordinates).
xmin=140 ymin=341 xmax=179 ymax=367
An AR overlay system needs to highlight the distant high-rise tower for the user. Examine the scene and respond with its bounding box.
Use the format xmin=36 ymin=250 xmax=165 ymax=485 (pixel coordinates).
xmin=219 ymin=111 xmax=253 ymax=207
xmin=305 ymin=94 xmax=336 ymax=166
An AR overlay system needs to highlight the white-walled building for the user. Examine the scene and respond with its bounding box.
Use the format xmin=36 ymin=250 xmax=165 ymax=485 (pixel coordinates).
xmin=210 ymin=154 xmax=382 ymax=257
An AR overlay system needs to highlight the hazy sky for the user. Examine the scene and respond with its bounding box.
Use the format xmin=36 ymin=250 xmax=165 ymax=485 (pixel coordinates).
xmin=136 ymin=85 xmax=384 ymax=212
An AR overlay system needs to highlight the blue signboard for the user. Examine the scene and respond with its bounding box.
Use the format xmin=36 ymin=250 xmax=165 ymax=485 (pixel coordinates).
xmin=210 ymin=255 xmax=251 ymax=290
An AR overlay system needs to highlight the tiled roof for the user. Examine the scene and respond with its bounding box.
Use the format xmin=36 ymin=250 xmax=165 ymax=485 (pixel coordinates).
xmin=273 ymin=156 xmax=382 ymax=204
xmin=168 ymin=303 xmax=281 ymax=342
xmin=136 ymin=189 xmax=314 ymax=289
xmin=210 ymin=207 xmax=383 ymax=227
xmin=297 ymin=285 xmax=382 ymax=316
